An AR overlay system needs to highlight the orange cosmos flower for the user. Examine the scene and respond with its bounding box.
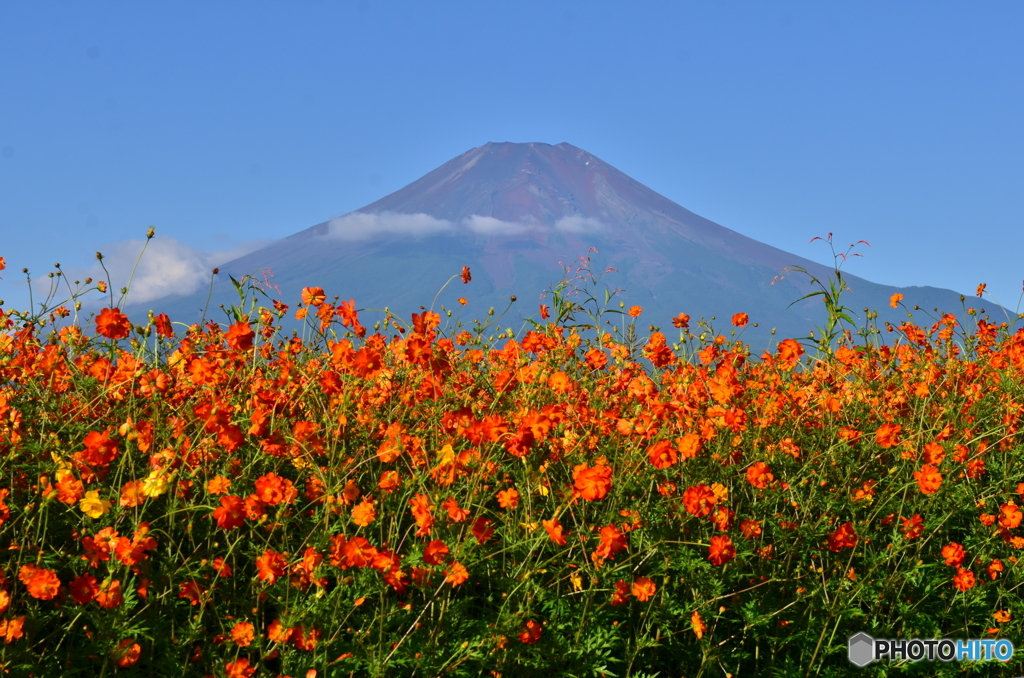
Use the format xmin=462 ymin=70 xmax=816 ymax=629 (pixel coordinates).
xmin=776 ymin=337 xmax=804 ymax=365
xmin=461 ymin=266 xmax=472 ymax=284
xmin=343 ymin=537 xmax=378 ymax=568
xmin=231 ymin=621 xmax=255 ymax=647
xmin=672 ymin=313 xmax=690 ymax=328
xmin=442 ymin=496 xmax=470 ymax=523
xmin=70 ymin=574 xmax=98 ymax=605
xmin=225 ymin=321 xmax=255 ymax=351
xmin=212 ymin=495 xmax=246 ymax=530
xmin=999 ymin=502 xmax=1023 ymax=529
xmin=254 ymin=472 xmax=298 ymax=506
xmin=225 ymin=657 xmax=256 ymax=678
xmin=423 ymin=540 xmax=449 ymax=566
xmin=573 ymin=462 xmax=613 ymax=501
xmin=351 ymin=499 xmax=376 ymax=527
xmin=301 ymin=287 xmax=326 ymax=306
xmin=154 ymin=313 xmax=174 ymax=337
xmin=953 ymin=567 xmax=976 ymax=591
xmin=113 ymin=638 xmax=141 ymax=667
xmin=497 ymin=488 xmax=520 ymax=509
xmin=178 ymin=580 xmax=203 ymax=606
xmin=914 ymin=464 xmax=942 ymax=494
xmin=647 ymin=440 xmax=677 ymax=470
xmin=96 ymin=307 xmax=132 ymax=340
xmin=632 ymin=577 xmax=656 ymax=601
xmin=518 ymin=620 xmax=542 ymax=644
xmin=0 ymin=616 xmax=24 ymax=645
xmin=539 ymin=304 xmax=550 ymax=319
xmin=731 ymin=313 xmax=749 ymax=327
xmin=445 ymin=562 xmax=469 ymax=586
xmin=995 ymin=610 xmax=1011 ymax=623
xmin=889 ymin=293 xmax=904 ymax=308
xmin=592 ymin=524 xmax=628 ymax=565
xmin=682 ymin=484 xmax=717 ymax=517
xmin=988 ymin=559 xmax=1004 ymax=580
xmin=610 ymin=580 xmax=631 ymax=606
xmin=543 ymin=517 xmax=568 ymax=546
xmin=875 ymin=423 xmax=902 ymax=449
xmin=900 ymin=514 xmax=924 ymax=539
xmin=207 ymin=475 xmax=231 ymax=495
xmin=745 ymin=462 xmax=773 ymax=489
xmin=20 ymin=565 xmax=60 ymax=600
xmin=676 ymin=433 xmax=702 ymax=460
xmin=942 ymin=542 xmax=965 ymax=567
xmin=628 ymin=305 xmax=643 ymax=318
xmin=691 ymin=611 xmax=706 ymax=639
xmin=471 ymin=517 xmax=494 ymax=544
xmin=707 ymin=535 xmax=735 ymax=566
xmin=256 ymin=550 xmax=288 ymax=584
xmin=739 ymin=519 xmax=762 ymax=539
xmin=976 ymin=283 xmax=987 ymax=297
xmin=96 ymin=579 xmax=124 ymax=609
xmin=921 ymin=442 xmax=945 ymax=465
xmin=827 ymin=522 xmax=857 ymax=552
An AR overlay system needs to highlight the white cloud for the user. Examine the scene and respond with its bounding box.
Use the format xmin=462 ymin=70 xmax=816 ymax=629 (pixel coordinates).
xmin=323 ymin=211 xmax=454 ymax=240
xmin=34 ymin=236 xmax=273 ymax=310
xmin=554 ymin=215 xmax=606 ymax=233
xmin=463 ymin=215 xmax=533 ymax=235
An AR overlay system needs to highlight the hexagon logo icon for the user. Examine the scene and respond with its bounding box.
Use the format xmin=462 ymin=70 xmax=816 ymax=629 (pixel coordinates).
xmin=848 ymin=632 xmax=874 ymax=667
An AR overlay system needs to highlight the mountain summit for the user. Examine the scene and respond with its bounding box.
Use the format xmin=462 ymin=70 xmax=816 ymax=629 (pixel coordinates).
xmin=134 ymin=142 xmax=974 ymax=347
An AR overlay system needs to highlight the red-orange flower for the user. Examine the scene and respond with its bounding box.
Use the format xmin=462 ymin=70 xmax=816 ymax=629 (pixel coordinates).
xmin=96 ymin=307 xmax=132 ymax=340
xmin=497 ymin=488 xmax=520 ymax=509
xmin=914 ymin=464 xmax=942 ymax=494
xmin=740 ymin=519 xmax=762 ymax=539
xmin=256 ymin=550 xmax=288 ymax=584
xmin=999 ymin=502 xmax=1023 ymax=529
xmin=632 ymin=577 xmax=656 ymax=601
xmin=953 ymin=567 xmax=976 ymax=591
xmin=518 ymin=620 xmax=542 ymax=644
xmin=592 ymin=525 xmax=628 ymax=566
xmin=901 ymin=514 xmax=924 ymax=539
xmin=471 ymin=517 xmax=494 ymax=544
xmin=230 ymin=621 xmax=255 ymax=647
xmin=301 ymin=287 xmax=326 ymax=306
xmin=178 ymin=580 xmax=203 ymax=606
xmin=745 ymin=462 xmax=773 ymax=489
xmin=827 ymin=522 xmax=857 ymax=552
xmin=543 ymin=517 xmax=568 ymax=546
xmin=647 ymin=440 xmax=677 ymax=470
xmin=942 ymin=542 xmax=965 ymax=567
xmin=875 ymin=423 xmax=902 ymax=449
xmin=461 ymin=266 xmax=472 ymax=284
xmin=610 ymin=580 xmax=630 ymax=606
xmin=682 ymin=485 xmax=717 ymax=517
xmin=351 ymin=499 xmax=376 ymax=527
xmin=213 ymin=495 xmax=246 ymax=529
xmin=254 ymin=473 xmax=298 ymax=506
xmin=445 ymin=561 xmax=469 ymax=586
xmin=731 ymin=313 xmax=749 ymax=327
xmin=20 ymin=565 xmax=60 ymax=600
xmin=707 ymin=535 xmax=735 ymax=566
xmin=573 ymin=462 xmax=613 ymax=501
xmin=225 ymin=657 xmax=256 ymax=678
xmin=225 ymin=321 xmax=255 ymax=351
xmin=0 ymin=616 xmax=24 ymax=645
xmin=423 ymin=540 xmax=449 ymax=566
xmin=112 ymin=638 xmax=141 ymax=667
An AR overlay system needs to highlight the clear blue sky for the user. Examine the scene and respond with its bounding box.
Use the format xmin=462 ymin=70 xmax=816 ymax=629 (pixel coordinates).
xmin=2 ymin=2 xmax=1023 ymax=317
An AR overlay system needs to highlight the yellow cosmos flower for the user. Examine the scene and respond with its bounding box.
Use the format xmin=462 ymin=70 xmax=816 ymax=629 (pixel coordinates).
xmin=79 ymin=491 xmax=112 ymax=519
xmin=141 ymin=470 xmax=171 ymax=498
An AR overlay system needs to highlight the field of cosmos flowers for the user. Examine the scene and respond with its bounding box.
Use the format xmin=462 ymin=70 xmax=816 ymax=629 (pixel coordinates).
xmin=1 ymin=245 xmax=1024 ymax=677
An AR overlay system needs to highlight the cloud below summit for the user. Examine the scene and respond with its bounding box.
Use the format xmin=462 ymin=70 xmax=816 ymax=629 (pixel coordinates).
xmin=321 ymin=211 xmax=605 ymax=240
